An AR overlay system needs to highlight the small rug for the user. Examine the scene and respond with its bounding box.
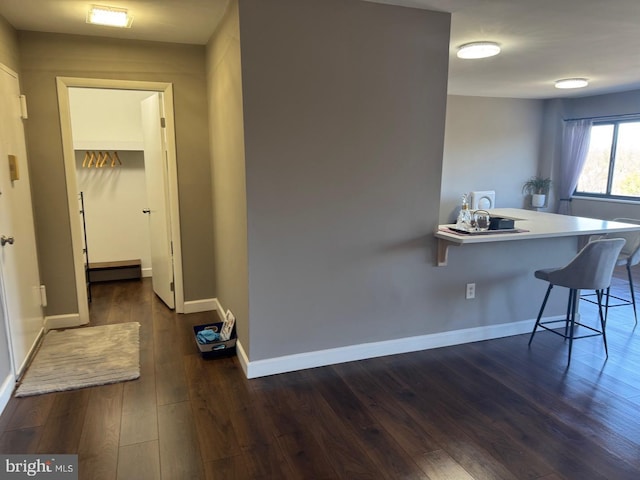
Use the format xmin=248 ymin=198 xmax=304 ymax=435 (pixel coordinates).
xmin=15 ymin=322 xmax=140 ymax=397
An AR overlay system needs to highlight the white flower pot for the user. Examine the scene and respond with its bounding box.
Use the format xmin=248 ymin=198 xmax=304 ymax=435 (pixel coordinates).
xmin=531 ymin=193 xmax=546 ymax=208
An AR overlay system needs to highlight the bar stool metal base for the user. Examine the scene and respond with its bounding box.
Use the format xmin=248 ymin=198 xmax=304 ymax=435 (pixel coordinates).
xmin=582 ymin=264 xmax=637 ymax=325
xmin=529 ymin=285 xmax=608 ymax=366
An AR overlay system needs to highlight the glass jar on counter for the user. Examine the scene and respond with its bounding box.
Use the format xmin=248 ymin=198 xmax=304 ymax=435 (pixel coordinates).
xmin=473 ymin=210 xmax=490 ymax=231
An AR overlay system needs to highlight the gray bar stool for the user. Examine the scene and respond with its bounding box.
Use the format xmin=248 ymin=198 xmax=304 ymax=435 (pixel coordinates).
xmin=583 ymin=218 xmax=640 ymax=325
xmin=528 ymin=238 xmax=626 ymax=365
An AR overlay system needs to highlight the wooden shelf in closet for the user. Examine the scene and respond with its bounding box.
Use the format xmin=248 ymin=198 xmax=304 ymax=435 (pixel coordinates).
xmin=73 ymin=141 xmax=144 ymax=151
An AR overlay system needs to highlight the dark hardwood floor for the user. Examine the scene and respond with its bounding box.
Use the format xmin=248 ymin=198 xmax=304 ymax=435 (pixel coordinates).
xmin=1 ymin=266 xmax=639 ymax=479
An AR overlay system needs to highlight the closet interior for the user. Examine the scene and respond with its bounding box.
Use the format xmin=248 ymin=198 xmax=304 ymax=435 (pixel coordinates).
xmin=69 ymin=88 xmax=155 ymax=290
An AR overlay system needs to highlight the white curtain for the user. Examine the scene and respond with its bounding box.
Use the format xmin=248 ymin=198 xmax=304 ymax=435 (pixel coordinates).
xmin=557 ymin=119 xmax=593 ymax=215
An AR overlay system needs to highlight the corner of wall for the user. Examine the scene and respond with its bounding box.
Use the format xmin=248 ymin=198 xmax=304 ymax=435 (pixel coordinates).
xmin=206 ymin=0 xmax=250 ymax=360
xmin=0 ymin=14 xmax=20 ymax=74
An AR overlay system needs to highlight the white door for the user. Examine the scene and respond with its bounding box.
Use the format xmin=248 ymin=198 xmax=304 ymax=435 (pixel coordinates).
xmin=0 ymin=64 xmax=44 ymax=376
xmin=141 ymin=93 xmax=175 ymax=309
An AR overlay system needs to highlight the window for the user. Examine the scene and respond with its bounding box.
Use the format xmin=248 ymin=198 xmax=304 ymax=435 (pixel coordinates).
xmin=575 ymin=120 xmax=640 ymax=200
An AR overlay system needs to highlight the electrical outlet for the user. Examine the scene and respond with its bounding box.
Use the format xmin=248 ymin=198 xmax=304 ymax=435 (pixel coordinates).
xmin=466 ymin=283 xmax=476 ymax=299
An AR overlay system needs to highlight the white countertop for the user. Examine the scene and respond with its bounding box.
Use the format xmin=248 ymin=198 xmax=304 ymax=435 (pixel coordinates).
xmin=436 ymin=208 xmax=640 ymax=245
xmin=434 ymin=208 xmax=640 ymax=266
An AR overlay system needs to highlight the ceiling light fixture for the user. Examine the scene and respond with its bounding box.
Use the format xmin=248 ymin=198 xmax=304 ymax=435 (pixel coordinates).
xmin=456 ymin=41 xmax=501 ymax=59
xmin=555 ymin=78 xmax=589 ymax=89
xmin=87 ymin=5 xmax=133 ymax=28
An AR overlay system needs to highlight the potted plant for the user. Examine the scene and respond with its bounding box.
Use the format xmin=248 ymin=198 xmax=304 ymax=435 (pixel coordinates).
xmin=522 ymin=176 xmax=551 ymax=208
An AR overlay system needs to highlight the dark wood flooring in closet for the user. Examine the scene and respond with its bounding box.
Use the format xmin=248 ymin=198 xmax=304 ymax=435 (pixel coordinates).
xmin=1 ymin=268 xmax=640 ymax=479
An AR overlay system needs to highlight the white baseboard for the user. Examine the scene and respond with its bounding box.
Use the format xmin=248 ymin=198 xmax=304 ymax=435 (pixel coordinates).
xmin=44 ymin=313 xmax=86 ymax=331
xmin=14 ymin=327 xmax=45 ymax=379
xmin=183 ymin=298 xmax=220 ymax=314
xmin=0 ymin=373 xmax=16 ymax=417
xmin=238 ymin=315 xmax=564 ymax=379
xmin=142 ymin=268 xmax=152 ymax=278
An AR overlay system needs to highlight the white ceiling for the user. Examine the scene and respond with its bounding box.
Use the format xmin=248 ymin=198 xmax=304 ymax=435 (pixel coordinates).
xmin=1 ymin=0 xmax=639 ymax=100
xmin=0 ymin=0 xmax=230 ymax=45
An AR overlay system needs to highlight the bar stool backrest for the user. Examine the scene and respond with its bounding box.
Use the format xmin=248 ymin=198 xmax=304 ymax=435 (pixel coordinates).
xmin=611 ymin=218 xmax=640 ymax=267
xmin=547 ymin=238 xmax=626 ymax=290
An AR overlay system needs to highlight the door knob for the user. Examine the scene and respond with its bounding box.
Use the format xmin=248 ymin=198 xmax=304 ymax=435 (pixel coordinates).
xmin=142 ymin=208 xmax=151 ymax=214
xmin=1 ymin=235 xmax=15 ymax=246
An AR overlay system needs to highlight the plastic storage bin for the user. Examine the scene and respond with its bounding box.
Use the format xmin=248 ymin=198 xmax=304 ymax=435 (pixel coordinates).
xmin=193 ymin=322 xmax=236 ymax=358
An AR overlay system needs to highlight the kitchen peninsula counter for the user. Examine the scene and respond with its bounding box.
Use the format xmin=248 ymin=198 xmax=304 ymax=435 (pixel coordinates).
xmin=435 ymin=208 xmax=640 ymax=266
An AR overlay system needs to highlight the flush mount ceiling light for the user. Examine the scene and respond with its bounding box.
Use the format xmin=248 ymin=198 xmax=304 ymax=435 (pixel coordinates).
xmin=555 ymin=78 xmax=589 ymax=89
xmin=87 ymin=5 xmax=133 ymax=28
xmin=456 ymin=41 xmax=501 ymax=59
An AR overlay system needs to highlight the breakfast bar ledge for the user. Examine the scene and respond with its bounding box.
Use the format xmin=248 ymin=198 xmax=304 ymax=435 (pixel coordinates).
xmin=435 ymin=208 xmax=640 ymax=267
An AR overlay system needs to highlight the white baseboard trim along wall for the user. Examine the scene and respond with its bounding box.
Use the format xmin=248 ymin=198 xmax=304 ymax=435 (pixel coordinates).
xmin=14 ymin=328 xmax=45 ymax=379
xmin=236 ymin=315 xmax=566 ymax=379
xmin=44 ymin=313 xmax=86 ymax=332
xmin=183 ymin=298 xmax=220 ymax=314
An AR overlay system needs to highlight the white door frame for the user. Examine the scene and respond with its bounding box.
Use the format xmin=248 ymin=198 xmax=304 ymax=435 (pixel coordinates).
xmin=0 ymin=63 xmax=20 ymax=381
xmin=56 ymin=77 xmax=185 ymax=322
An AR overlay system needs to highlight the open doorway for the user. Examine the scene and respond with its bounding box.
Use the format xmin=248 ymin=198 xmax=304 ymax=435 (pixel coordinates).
xmin=56 ymin=78 xmax=184 ymax=325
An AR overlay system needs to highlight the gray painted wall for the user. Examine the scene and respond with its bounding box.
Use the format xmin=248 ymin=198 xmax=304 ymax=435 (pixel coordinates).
xmin=239 ymin=0 xmax=450 ymax=360
xmin=0 ymin=14 xmax=18 ymax=388
xmin=563 ymin=89 xmax=640 ymax=120
xmin=206 ymin=1 xmax=250 ymax=353
xmin=442 ymin=96 xmax=578 ymax=339
xmin=539 ymin=98 xmax=565 ymax=211
xmin=571 ymin=197 xmax=640 ymax=220
xmin=0 ymin=14 xmax=19 ymax=73
xmin=440 ymin=96 xmax=544 ymax=223
xmin=223 ymin=0 xmax=571 ymax=363
xmin=17 ymin=32 xmax=216 ymax=315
